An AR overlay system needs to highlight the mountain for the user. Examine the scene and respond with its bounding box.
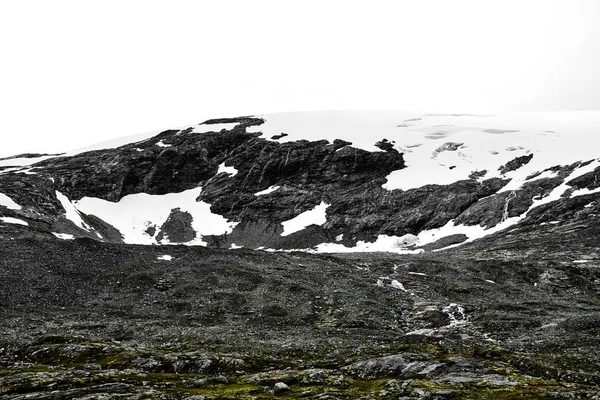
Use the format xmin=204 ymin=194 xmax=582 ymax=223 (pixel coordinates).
xmin=1 ymin=111 xmax=600 ymax=399
xmin=2 ymin=111 xmax=599 ymax=252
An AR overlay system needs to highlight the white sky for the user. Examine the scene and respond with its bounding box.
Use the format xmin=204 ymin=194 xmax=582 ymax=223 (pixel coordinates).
xmin=0 ymin=0 xmax=599 ymax=157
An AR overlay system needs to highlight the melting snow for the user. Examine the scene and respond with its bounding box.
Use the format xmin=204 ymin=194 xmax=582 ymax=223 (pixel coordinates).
xmin=157 ymin=255 xmax=173 ymax=261
xmin=0 ymin=193 xmax=21 ymax=210
xmin=281 ymin=201 xmax=329 ymax=237
xmin=217 ymin=162 xmax=238 ymax=177
xmin=254 ymin=185 xmax=280 ymax=196
xmin=74 ymin=187 xmax=238 ymax=245
xmin=52 ymin=232 xmax=75 ymax=240
xmin=0 ymin=217 xmax=28 ymax=226
xmin=317 ymin=234 xmax=425 ymax=254
xmin=56 ymin=191 xmax=91 ymax=231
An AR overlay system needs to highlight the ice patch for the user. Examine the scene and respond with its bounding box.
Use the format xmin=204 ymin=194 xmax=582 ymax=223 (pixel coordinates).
xmin=52 ymin=232 xmax=75 ymax=240
xmin=0 ymin=217 xmax=28 ymax=226
xmin=217 ymin=163 xmax=238 ymax=177
xmin=157 ymin=255 xmax=173 ymax=261
xmin=281 ymin=201 xmax=329 ymax=237
xmin=0 ymin=193 xmax=21 ymax=210
xmin=254 ymin=185 xmax=280 ymax=196
xmin=74 ymin=187 xmax=238 ymax=245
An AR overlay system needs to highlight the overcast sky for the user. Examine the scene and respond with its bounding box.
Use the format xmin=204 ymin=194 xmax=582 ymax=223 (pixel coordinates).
xmin=1 ymin=0 xmax=599 ymax=157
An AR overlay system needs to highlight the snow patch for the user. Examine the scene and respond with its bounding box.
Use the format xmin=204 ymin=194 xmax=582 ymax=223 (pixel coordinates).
xmin=217 ymin=163 xmax=238 ymax=177
xmin=230 ymin=243 xmax=243 ymax=249
xmin=570 ymin=186 xmax=600 ymax=198
xmin=74 ymin=187 xmax=238 ymax=245
xmin=157 ymin=255 xmax=173 ymax=261
xmin=408 ymin=271 xmax=427 ymax=276
xmin=0 ymin=155 xmax=57 ymax=167
xmin=193 ymin=122 xmax=241 ymax=133
xmin=390 ymin=280 xmax=408 ymax=291
xmin=56 ymin=191 xmax=91 ymax=231
xmin=156 ymin=140 xmax=171 ymax=148
xmin=526 ymin=169 xmax=558 ymax=182
xmin=254 ymin=185 xmax=280 ymax=196
xmin=52 ymin=232 xmax=75 ymax=240
xmin=0 ymin=193 xmax=21 ymax=210
xmin=0 ymin=217 xmax=28 ymax=226
xmin=573 ymin=260 xmax=591 ymax=264
xmin=281 ymin=201 xmax=329 ymax=237
xmin=316 ymin=235 xmax=425 ymax=254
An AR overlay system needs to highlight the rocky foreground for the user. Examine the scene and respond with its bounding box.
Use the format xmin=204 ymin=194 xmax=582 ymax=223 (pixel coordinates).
xmin=1 ymin=213 xmax=600 ymax=399
xmin=1 ymin=113 xmax=600 ymax=398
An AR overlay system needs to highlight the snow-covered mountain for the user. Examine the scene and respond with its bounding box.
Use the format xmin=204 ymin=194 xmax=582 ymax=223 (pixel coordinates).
xmin=1 ymin=110 xmax=599 ymax=253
